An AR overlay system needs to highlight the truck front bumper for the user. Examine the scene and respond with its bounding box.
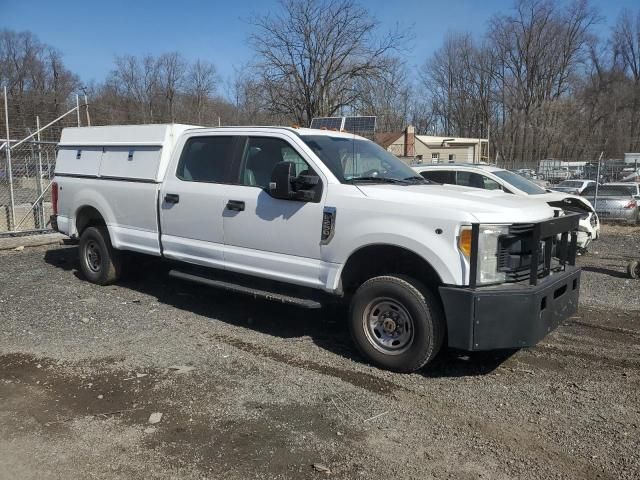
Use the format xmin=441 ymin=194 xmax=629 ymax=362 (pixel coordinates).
xmin=439 ymin=266 xmax=580 ymax=351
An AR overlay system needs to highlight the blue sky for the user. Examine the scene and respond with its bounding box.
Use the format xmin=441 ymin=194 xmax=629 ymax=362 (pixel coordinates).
xmin=2 ymin=0 xmax=638 ymax=91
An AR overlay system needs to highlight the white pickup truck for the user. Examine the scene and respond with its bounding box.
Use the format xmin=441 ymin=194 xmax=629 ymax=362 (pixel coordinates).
xmin=52 ymin=124 xmax=581 ymax=372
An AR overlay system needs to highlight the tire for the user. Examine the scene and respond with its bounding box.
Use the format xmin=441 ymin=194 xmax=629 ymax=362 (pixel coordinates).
xmin=348 ymin=275 xmax=445 ymax=373
xmin=78 ymin=226 xmax=122 ymax=285
xmin=628 ymin=261 xmax=640 ymax=280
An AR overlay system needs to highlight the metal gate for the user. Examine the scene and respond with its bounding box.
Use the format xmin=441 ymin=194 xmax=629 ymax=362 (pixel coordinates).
xmin=1 ymin=87 xmax=89 ymax=233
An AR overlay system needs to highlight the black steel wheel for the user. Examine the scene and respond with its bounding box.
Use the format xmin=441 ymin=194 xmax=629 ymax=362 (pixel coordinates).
xmin=349 ymin=275 xmax=445 ymax=372
xmin=79 ymin=226 xmax=122 ymax=285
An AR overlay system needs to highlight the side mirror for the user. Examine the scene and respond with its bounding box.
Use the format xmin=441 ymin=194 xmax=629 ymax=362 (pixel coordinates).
xmin=269 ymin=161 xmax=320 ymax=201
xmin=269 ymin=161 xmax=295 ymax=200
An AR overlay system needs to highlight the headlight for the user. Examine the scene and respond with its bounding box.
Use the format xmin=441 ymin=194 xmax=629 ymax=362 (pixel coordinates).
xmin=458 ymin=225 xmax=509 ymax=285
xmin=477 ymin=225 xmax=509 ymax=284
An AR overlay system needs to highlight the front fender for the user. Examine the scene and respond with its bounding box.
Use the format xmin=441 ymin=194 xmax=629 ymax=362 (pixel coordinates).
xmin=323 ymin=215 xmax=466 ymax=290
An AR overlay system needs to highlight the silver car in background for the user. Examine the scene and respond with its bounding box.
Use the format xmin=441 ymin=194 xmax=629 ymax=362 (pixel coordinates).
xmin=551 ymin=179 xmax=596 ymax=195
xmin=581 ymin=185 xmax=639 ymax=224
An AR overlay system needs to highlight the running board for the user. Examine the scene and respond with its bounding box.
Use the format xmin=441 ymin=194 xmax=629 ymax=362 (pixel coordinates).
xmin=168 ymin=269 xmax=323 ymax=309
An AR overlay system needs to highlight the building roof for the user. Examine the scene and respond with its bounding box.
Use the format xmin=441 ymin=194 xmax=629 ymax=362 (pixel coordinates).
xmin=374 ymin=131 xmax=403 ymax=149
xmin=416 ymin=135 xmax=487 ymax=146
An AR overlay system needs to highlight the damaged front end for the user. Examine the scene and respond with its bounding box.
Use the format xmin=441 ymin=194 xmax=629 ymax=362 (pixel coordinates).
xmin=547 ymin=196 xmax=599 ymax=251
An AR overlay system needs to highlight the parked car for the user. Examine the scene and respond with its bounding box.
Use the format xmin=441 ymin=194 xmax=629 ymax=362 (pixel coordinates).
xmin=551 ymin=179 xmax=596 ymax=195
xmin=514 ymin=168 xmax=538 ymax=180
xmin=52 ymin=124 xmax=582 ymax=373
xmin=414 ymin=164 xmax=600 ymax=251
xmin=581 ymin=185 xmax=639 ymax=224
xmin=604 ymin=182 xmax=640 ymax=198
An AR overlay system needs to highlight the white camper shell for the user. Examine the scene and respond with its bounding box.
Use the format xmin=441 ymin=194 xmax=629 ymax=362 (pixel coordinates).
xmin=56 ymin=124 xmax=199 ymax=182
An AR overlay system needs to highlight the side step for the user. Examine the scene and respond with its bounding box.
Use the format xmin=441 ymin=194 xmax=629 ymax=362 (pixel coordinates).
xmin=169 ymin=269 xmax=323 ymax=309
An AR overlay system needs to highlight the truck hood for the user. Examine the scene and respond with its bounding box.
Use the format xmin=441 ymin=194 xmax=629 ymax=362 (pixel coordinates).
xmin=539 ymin=192 xmax=595 ymax=213
xmin=356 ymin=184 xmax=554 ymax=223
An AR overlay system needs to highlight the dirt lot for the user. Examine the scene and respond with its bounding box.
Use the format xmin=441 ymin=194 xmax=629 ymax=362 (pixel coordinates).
xmin=0 ymin=226 xmax=639 ymax=479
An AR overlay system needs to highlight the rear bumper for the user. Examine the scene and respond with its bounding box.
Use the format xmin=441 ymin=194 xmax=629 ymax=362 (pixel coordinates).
xmin=596 ymin=209 xmax=638 ymax=223
xmin=439 ymin=266 xmax=580 ymax=351
xmin=50 ymin=214 xmax=58 ymax=232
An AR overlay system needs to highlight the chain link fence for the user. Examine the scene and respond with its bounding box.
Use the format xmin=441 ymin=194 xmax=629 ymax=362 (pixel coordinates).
xmin=1 ymin=90 xmax=85 ymax=233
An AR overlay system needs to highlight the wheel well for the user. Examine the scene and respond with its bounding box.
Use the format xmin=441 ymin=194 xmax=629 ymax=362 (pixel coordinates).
xmin=340 ymin=245 xmax=443 ymax=294
xmin=75 ymin=206 xmax=106 ymax=235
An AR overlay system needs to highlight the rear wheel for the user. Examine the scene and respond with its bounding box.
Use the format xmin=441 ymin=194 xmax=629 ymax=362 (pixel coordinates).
xmin=349 ymin=275 xmax=445 ymax=372
xmin=628 ymin=261 xmax=640 ymax=279
xmin=79 ymin=226 xmax=122 ymax=285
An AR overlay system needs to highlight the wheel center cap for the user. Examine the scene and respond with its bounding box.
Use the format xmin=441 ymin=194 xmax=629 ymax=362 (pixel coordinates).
xmin=382 ymin=318 xmax=397 ymax=332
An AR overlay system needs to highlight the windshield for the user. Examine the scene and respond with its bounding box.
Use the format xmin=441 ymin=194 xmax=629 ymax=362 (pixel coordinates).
xmin=301 ymin=135 xmax=424 ymax=184
xmin=558 ymin=180 xmax=583 ymax=187
xmin=493 ymin=170 xmax=546 ymax=195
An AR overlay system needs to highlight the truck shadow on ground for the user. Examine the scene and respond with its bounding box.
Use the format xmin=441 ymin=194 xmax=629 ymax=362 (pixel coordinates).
xmin=44 ymin=246 xmax=513 ymax=379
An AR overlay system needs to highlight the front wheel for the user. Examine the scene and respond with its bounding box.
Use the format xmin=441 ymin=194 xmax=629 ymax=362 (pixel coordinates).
xmin=349 ymin=275 xmax=445 ymax=372
xmin=79 ymin=226 xmax=122 ymax=285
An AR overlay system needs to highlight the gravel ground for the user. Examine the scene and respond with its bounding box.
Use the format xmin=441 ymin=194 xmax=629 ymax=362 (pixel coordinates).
xmin=0 ymin=225 xmax=639 ymax=479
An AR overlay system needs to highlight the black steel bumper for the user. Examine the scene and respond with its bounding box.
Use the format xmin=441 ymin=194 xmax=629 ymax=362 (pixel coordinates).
xmin=439 ymin=266 xmax=580 ymax=351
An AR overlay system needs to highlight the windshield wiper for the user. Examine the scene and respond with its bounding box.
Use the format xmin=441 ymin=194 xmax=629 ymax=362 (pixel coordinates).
xmin=347 ymin=176 xmax=409 ymax=185
xmin=403 ymin=175 xmax=429 ymax=184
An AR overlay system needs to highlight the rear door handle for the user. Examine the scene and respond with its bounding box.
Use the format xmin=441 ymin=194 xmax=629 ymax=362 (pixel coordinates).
xmin=165 ymin=193 xmax=180 ymax=204
xmin=226 ymin=200 xmax=245 ymax=212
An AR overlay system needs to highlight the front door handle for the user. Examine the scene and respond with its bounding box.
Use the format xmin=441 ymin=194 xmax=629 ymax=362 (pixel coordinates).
xmin=165 ymin=193 xmax=180 ymax=204
xmin=226 ymin=200 xmax=245 ymax=212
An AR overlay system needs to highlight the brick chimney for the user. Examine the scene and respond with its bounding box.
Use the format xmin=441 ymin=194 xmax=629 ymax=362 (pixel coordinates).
xmin=404 ymin=125 xmax=415 ymax=157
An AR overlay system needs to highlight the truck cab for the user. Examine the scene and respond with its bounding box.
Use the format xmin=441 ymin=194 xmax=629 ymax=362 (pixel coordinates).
xmin=52 ymin=125 xmax=581 ymax=372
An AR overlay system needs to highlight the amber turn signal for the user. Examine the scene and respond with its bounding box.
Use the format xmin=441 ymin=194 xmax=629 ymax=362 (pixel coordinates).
xmin=458 ymin=227 xmax=472 ymax=258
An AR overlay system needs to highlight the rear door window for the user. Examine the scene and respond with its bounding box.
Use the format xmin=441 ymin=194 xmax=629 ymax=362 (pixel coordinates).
xmin=420 ymin=170 xmax=456 ymax=185
xmin=176 ymin=136 xmax=235 ymax=183
xmin=457 ymin=171 xmax=492 ymax=189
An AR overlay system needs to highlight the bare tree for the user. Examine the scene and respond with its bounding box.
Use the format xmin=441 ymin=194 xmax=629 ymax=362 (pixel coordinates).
xmin=157 ymin=52 xmax=187 ymax=122
xmin=352 ymin=57 xmax=412 ymax=132
xmin=185 ymin=60 xmax=218 ymax=124
xmin=249 ymin=0 xmax=407 ymax=125
xmin=0 ymin=29 xmax=79 ymax=133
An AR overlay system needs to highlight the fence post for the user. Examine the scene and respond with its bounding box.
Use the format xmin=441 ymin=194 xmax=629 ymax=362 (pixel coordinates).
xmin=3 ymin=86 xmax=16 ymax=231
xmin=76 ymin=94 xmax=81 ymax=127
xmin=84 ymin=94 xmax=91 ymax=126
xmin=594 ymin=151 xmax=603 ymax=210
xmin=36 ymin=116 xmax=46 ymax=228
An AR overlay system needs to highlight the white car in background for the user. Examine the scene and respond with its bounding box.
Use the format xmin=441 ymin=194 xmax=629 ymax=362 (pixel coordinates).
xmin=551 ymin=179 xmax=596 ymax=195
xmin=414 ymin=164 xmax=600 ymax=252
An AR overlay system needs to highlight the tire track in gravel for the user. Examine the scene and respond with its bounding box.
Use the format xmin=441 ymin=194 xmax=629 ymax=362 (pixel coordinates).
xmin=205 ymin=331 xmax=407 ymax=397
xmin=205 ymin=330 xmax=619 ymax=479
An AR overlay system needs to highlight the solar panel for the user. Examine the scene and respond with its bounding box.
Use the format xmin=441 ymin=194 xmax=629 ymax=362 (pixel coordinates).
xmin=310 ymin=117 xmax=343 ymax=130
xmin=343 ymin=116 xmax=376 ymax=134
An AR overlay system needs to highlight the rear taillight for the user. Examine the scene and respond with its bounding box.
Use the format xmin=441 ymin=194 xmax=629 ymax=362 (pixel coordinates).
xmin=51 ymin=181 xmax=59 ymax=215
xmin=624 ymin=200 xmax=637 ymax=209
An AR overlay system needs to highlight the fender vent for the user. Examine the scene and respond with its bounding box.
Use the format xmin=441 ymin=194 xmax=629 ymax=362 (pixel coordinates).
xmin=321 ymin=207 xmax=336 ymax=245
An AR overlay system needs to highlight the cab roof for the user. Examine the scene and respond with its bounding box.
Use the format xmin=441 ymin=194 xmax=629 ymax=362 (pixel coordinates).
xmin=412 ymin=163 xmax=504 ymax=173
xmin=183 ymin=125 xmax=369 ymax=140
